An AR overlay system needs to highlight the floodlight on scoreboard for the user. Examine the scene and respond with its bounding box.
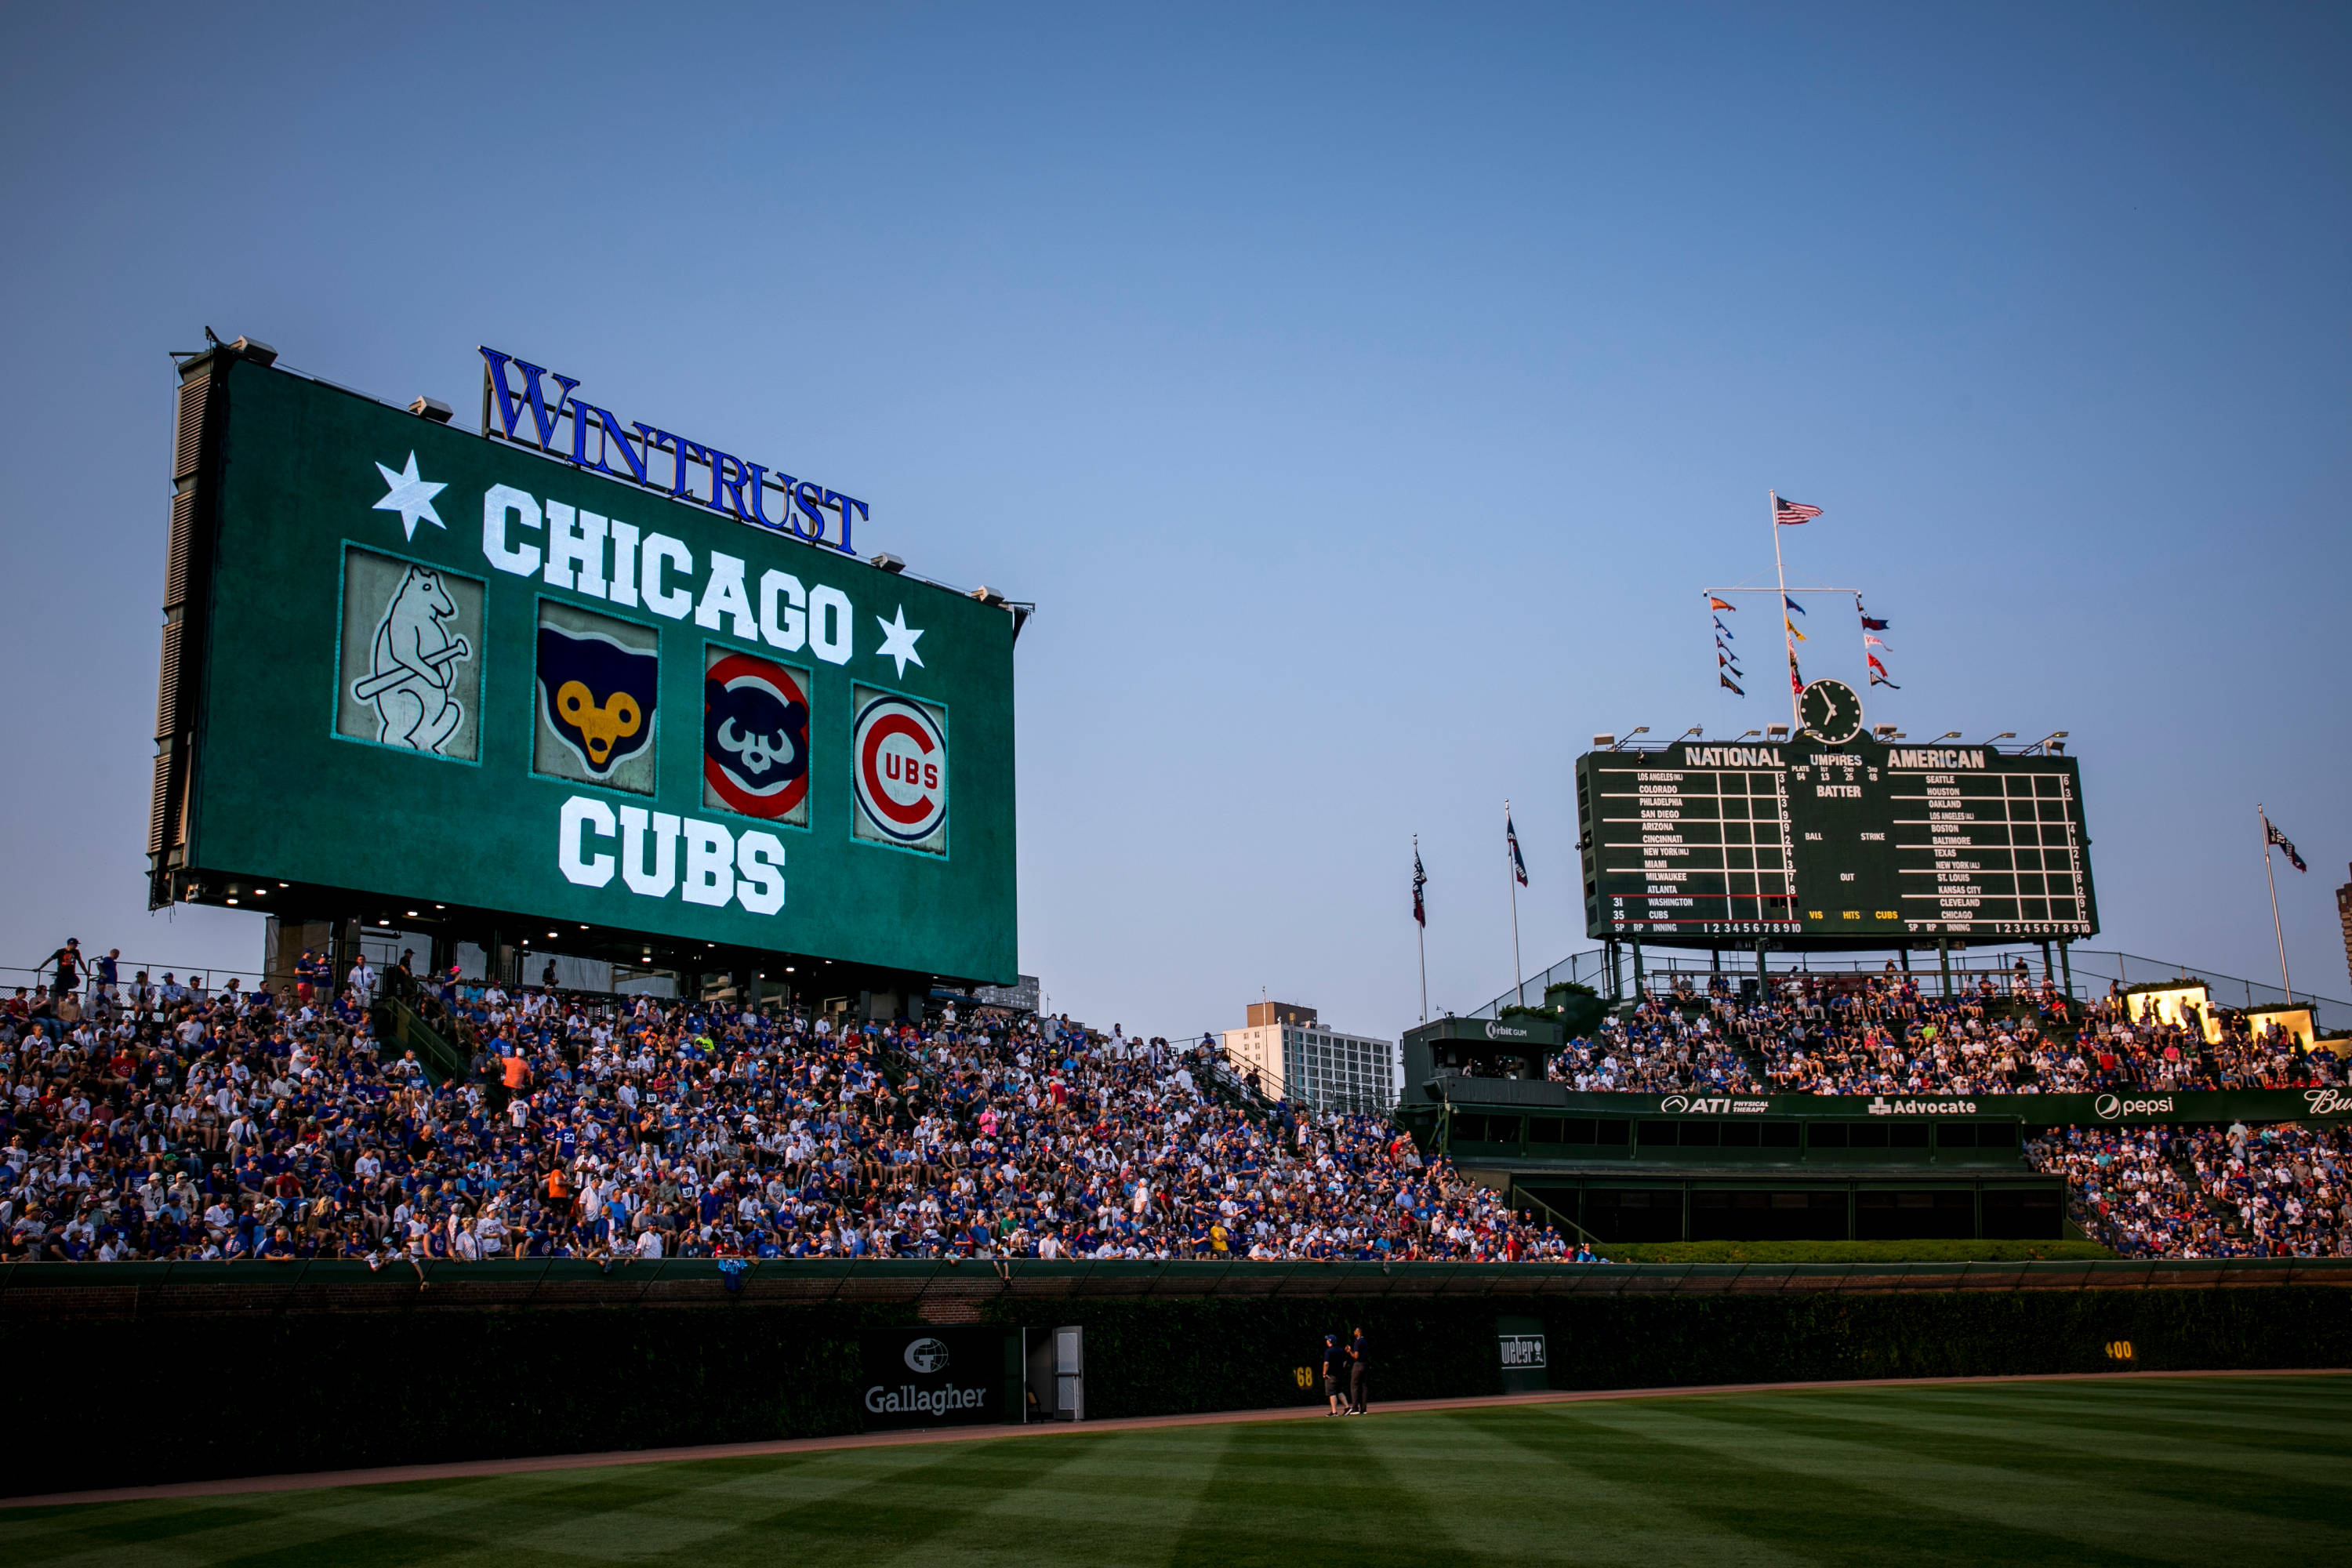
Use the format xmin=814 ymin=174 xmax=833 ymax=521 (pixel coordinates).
xmin=1575 ymin=730 xmax=2099 ymax=949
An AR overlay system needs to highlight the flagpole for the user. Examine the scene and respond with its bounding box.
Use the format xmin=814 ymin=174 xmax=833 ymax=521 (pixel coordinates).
xmin=1771 ymin=490 xmax=1798 ymax=729
xmin=1415 ymin=835 xmax=1429 ymax=1024
xmin=2259 ymin=804 xmax=2292 ymax=1004
xmin=1506 ymin=800 xmax=1525 ymax=1009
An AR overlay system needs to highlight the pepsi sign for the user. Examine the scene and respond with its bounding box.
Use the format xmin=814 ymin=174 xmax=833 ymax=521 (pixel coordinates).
xmin=852 ymin=687 xmax=947 ymax=854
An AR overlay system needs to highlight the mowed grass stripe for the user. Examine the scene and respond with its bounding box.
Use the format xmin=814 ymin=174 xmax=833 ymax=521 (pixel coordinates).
xmin=1161 ymin=1416 xmax=1454 ymax=1568
xmin=1747 ymin=1386 xmax=2352 ymax=1509
xmin=3 ymin=1378 xmax=2346 ymax=1566
xmin=1564 ymin=1395 xmax=2352 ymax=1563
xmin=1460 ymin=1401 xmax=2157 ymax=1568
xmin=1385 ymin=1406 xmax=1823 ymax=1568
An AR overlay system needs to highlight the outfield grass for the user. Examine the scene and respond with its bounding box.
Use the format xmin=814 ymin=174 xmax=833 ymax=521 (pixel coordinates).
xmin=4 ymin=1375 xmax=2345 ymax=1565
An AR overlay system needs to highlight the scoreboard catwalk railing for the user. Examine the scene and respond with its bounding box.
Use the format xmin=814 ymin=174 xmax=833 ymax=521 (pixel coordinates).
xmin=1469 ymin=948 xmax=2347 ymax=1028
xmin=1575 ymin=735 xmax=2097 ymax=947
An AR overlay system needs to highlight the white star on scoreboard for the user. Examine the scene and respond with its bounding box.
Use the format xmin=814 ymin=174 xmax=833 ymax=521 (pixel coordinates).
xmin=875 ymin=605 xmax=925 ymax=677
xmin=372 ymin=452 xmax=448 ymax=540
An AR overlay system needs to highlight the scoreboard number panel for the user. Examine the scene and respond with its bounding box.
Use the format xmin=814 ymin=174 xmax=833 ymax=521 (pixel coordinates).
xmin=1578 ymin=730 xmax=2097 ymax=947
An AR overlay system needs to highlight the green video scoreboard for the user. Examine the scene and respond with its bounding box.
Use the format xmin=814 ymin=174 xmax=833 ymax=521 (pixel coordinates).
xmin=1577 ymin=714 xmax=2097 ymax=947
xmin=148 ymin=347 xmax=1019 ymax=985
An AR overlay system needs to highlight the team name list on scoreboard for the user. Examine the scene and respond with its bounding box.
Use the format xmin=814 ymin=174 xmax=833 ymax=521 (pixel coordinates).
xmin=1574 ymin=741 xmax=2097 ymax=944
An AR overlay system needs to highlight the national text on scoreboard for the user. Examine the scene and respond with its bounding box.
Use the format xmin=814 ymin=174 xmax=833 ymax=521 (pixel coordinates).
xmin=1575 ymin=738 xmax=2098 ymax=946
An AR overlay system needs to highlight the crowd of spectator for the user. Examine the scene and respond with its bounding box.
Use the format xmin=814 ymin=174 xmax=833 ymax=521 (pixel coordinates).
xmin=1548 ymin=992 xmax=1759 ymax=1094
xmin=13 ymin=935 xmax=2352 ymax=1265
xmin=1 ymin=944 xmax=1569 ymax=1265
xmin=2026 ymin=1121 xmax=2352 ymax=1259
xmin=2025 ymin=1127 xmax=2226 ymax=1257
xmin=2178 ymin=1122 xmax=2350 ymax=1258
xmin=1563 ymin=968 xmax=2350 ymax=1099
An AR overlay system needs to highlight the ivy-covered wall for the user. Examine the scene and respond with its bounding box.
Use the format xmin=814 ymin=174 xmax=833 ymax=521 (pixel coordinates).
xmin=7 ymin=1287 xmax=2344 ymax=1498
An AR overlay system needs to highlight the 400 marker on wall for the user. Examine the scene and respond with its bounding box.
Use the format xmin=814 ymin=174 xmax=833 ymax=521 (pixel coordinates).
xmin=852 ymin=686 xmax=948 ymax=855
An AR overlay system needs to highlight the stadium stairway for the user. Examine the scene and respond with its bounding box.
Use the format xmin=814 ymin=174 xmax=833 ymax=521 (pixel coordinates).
xmin=371 ymin=979 xmax=470 ymax=1087
xmin=2165 ymin=1142 xmax=2252 ymax=1245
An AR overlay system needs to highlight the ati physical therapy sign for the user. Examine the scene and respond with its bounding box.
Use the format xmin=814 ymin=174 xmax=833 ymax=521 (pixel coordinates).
xmin=161 ymin=350 xmax=1017 ymax=983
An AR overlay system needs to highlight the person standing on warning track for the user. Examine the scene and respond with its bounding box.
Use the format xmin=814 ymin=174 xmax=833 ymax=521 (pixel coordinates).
xmin=1348 ymin=1327 xmax=1370 ymax=1414
xmin=1322 ymin=1333 xmax=1348 ymax=1416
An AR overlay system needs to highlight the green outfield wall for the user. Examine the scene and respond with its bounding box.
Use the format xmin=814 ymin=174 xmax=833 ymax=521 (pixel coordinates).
xmin=2 ymin=1260 xmax=2345 ymax=1497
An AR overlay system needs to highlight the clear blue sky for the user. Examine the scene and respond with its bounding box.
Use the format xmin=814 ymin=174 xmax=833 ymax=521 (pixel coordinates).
xmin=2 ymin=4 xmax=2346 ymax=1036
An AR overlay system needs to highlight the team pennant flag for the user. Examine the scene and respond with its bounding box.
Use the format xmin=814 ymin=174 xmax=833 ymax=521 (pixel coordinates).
xmin=1412 ymin=840 xmax=1428 ymax=925
xmin=1774 ymin=495 xmax=1823 ymax=525
xmin=1784 ymin=618 xmax=1808 ymax=642
xmin=1718 ymin=651 xmax=1740 ymax=670
xmin=1714 ymin=619 xmax=1733 ymax=638
xmin=2263 ymin=815 xmax=2308 ymax=873
xmin=1506 ymin=808 xmax=1529 ymax=887
xmin=1784 ymin=596 xmax=1806 ymax=615
xmin=1860 ymin=608 xmax=1890 ymax=630
xmin=1720 ymin=673 xmax=1745 ymax=696
xmin=1868 ymin=670 xmax=1902 ymax=689
xmin=1708 ymin=596 xmax=1737 ymax=612
xmin=1864 ymin=633 xmax=1889 ymax=650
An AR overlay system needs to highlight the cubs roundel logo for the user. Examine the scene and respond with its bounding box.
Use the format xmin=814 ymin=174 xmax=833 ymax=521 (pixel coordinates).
xmin=852 ymin=690 xmax=946 ymax=849
xmin=703 ymin=652 xmax=810 ymax=820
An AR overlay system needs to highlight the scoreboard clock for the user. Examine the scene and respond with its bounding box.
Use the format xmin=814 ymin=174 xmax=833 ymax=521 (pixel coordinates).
xmin=1576 ymin=700 xmax=2097 ymax=947
xmin=1798 ymin=678 xmax=1864 ymax=746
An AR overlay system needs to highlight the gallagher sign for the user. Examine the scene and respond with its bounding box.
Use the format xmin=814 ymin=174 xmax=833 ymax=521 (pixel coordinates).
xmin=148 ymin=343 xmax=1019 ymax=985
xmin=857 ymin=1327 xmax=1011 ymax=1430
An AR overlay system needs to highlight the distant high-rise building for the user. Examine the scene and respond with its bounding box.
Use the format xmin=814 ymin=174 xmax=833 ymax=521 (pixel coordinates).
xmin=1224 ymin=1004 xmax=1399 ymax=1112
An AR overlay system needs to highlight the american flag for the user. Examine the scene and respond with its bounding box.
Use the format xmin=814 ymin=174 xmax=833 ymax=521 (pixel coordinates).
xmin=1412 ymin=840 xmax=1428 ymax=925
xmin=1774 ymin=495 xmax=1823 ymax=525
xmin=2264 ymin=815 xmax=2308 ymax=873
xmin=1506 ymin=809 xmax=1529 ymax=887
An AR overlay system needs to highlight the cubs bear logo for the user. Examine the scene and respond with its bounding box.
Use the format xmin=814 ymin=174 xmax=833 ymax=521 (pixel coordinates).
xmin=851 ymin=688 xmax=947 ymax=851
xmin=536 ymin=623 xmax=659 ymax=779
xmin=353 ymin=563 xmax=471 ymax=753
xmin=703 ymin=651 xmax=810 ymax=821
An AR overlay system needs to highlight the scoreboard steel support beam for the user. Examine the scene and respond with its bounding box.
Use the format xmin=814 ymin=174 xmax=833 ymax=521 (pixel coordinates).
xmin=1577 ymin=737 xmax=2098 ymax=950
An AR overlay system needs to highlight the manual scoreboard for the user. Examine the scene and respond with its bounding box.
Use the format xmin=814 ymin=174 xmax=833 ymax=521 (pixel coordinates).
xmin=1577 ymin=720 xmax=2096 ymax=946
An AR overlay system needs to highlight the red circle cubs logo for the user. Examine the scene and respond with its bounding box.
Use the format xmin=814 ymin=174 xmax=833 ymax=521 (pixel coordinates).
xmin=703 ymin=652 xmax=810 ymax=819
xmin=852 ymin=691 xmax=946 ymax=848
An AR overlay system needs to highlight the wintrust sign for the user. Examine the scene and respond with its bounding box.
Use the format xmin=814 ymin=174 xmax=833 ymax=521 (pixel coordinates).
xmin=480 ymin=347 xmax=867 ymax=555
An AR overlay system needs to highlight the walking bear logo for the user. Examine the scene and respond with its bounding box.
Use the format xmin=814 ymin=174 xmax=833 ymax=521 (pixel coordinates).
xmin=354 ymin=564 xmax=472 ymax=753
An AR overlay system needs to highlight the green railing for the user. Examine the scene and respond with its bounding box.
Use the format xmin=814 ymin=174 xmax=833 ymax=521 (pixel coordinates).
xmin=2 ymin=1255 xmax=2347 ymax=1302
xmin=372 ymin=976 xmax=470 ymax=1084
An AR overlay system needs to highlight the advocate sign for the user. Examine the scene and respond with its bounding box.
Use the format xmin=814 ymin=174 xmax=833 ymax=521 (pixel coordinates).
xmin=1442 ymin=1084 xmax=2352 ymax=1128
